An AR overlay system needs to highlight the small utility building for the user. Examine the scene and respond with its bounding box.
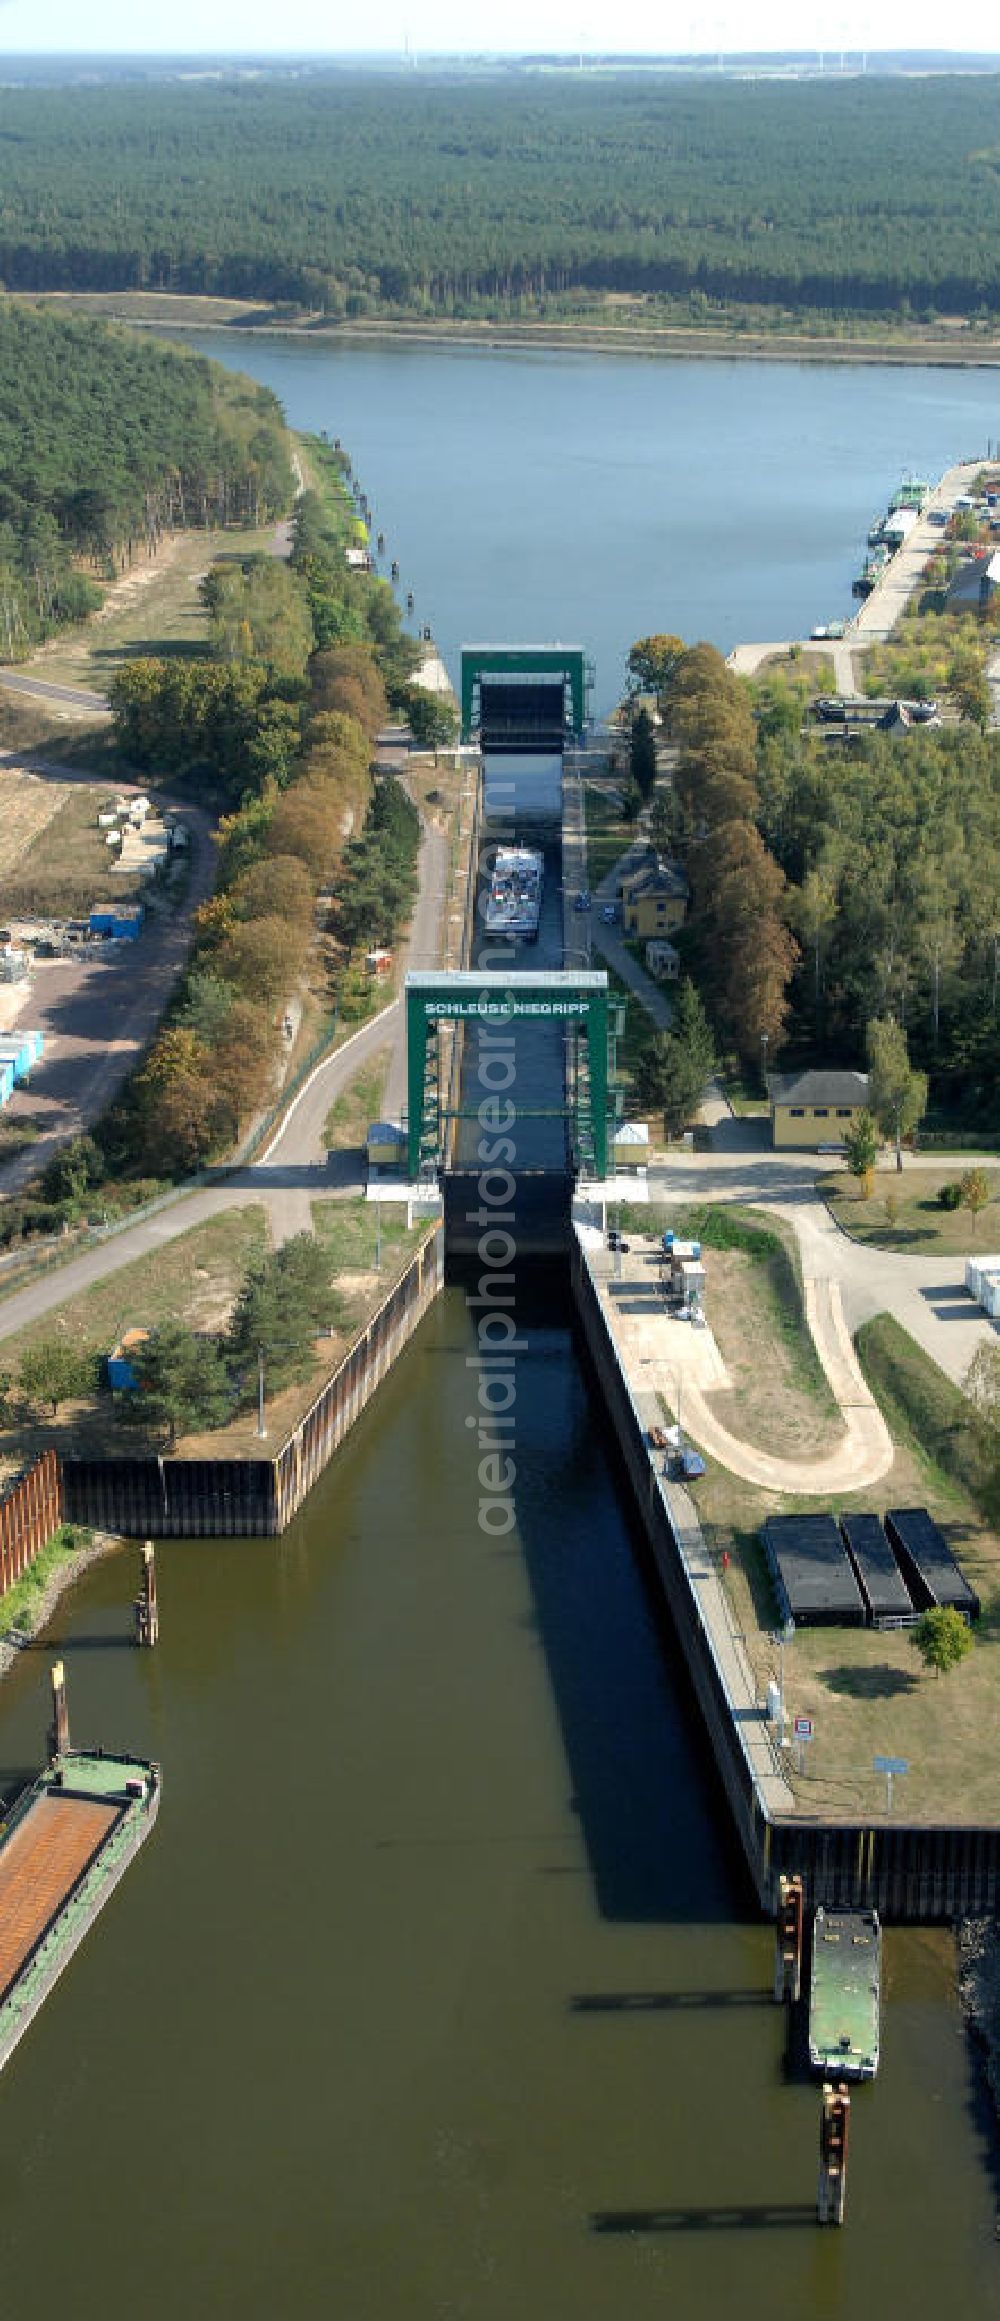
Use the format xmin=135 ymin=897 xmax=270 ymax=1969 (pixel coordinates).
xmin=768 ymin=1069 xmax=870 ymax=1150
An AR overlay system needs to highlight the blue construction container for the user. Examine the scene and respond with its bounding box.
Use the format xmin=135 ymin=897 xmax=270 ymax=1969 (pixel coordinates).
xmin=0 ymin=1028 xmax=42 ymax=1080
xmin=89 ymin=905 xmax=143 ymax=940
xmin=0 ymin=1059 xmax=15 ymax=1109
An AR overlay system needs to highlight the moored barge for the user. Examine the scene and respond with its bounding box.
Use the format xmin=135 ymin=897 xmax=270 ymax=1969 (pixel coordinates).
xmin=0 ymin=1744 xmax=160 ymax=2075
xmin=808 ymin=1906 xmax=881 ymax=2080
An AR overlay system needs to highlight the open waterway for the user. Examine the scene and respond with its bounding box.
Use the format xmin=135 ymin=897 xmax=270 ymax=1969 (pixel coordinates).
xmin=178 ymin=328 xmax=1000 ymax=709
xmin=0 ymin=343 xmax=998 ymax=2310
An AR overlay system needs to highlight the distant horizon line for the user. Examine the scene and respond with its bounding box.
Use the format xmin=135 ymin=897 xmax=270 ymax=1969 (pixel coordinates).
xmin=2 ymin=45 xmax=1000 ymax=63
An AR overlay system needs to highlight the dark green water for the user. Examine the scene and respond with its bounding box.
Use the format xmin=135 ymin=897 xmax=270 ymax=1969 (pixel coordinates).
xmin=0 ymin=1281 xmax=995 ymax=2317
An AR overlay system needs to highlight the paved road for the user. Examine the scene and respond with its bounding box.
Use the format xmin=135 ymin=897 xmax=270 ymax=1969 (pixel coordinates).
xmin=646 ymin=1142 xmax=998 ymax=1391
xmin=848 ymin=461 xmax=980 ymax=644
xmin=0 ymin=668 xmax=110 ymax=715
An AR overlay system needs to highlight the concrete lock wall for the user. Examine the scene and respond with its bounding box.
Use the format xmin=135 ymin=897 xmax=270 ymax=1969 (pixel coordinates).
xmin=568 ymin=1235 xmax=1000 ymax=1923
xmin=63 ymin=1227 xmax=445 ymax=1542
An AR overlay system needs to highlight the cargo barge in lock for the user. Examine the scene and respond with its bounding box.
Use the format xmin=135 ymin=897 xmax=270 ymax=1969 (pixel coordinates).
xmin=808 ymin=1906 xmax=881 ymax=2081
xmin=483 ymin=846 xmax=543 ymax=940
xmin=0 ymin=1739 xmax=160 ymax=2075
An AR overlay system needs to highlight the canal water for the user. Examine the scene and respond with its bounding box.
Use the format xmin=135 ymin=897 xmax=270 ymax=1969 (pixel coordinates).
xmin=178 ymin=327 xmax=1000 ymax=710
xmin=0 ymin=343 xmax=997 ymax=2309
xmin=0 ymin=1295 xmax=995 ymax=2317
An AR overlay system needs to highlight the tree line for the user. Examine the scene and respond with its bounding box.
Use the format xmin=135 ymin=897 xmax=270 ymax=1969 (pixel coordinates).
xmin=99 ymin=443 xmax=424 ymax=1179
xmin=1 ymin=74 xmax=1000 ymax=324
xmin=631 ymin=631 xmax=1000 ymax=1130
xmin=756 ymin=715 xmax=1000 ymax=1124
xmin=0 ymin=303 xmax=293 ymax=654
xmin=639 ymin=636 xmax=799 ymax=1066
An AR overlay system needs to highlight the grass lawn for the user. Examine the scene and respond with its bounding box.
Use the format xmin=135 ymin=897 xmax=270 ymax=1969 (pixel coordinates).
xmin=310 ymin=1198 xmax=419 ymax=1275
xmin=751 ymin=648 xmax=836 ymax=688
xmin=665 ymin=1306 xmax=1000 ymax=1823
xmin=0 ymin=694 xmax=104 ymax=755
xmin=0 ymin=1206 xmax=268 ymax=1474
xmin=581 ymin=779 xmax=636 ymax=886
xmin=0 ymin=1523 xmax=97 ymax=1643
xmin=179 ymin=1204 xmax=429 ymax=1456
xmin=29 ymin=519 xmax=282 ymax=695
xmin=322 ymin=1049 xmax=392 ymax=1152
xmin=618 ymin=1201 xmax=841 ymax=1456
xmin=822 ymin=1165 xmax=1000 ymax=1254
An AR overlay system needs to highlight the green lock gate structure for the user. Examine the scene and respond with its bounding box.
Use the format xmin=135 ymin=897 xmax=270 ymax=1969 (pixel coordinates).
xmin=460 ymin=644 xmax=592 ymax=747
xmin=405 ymin=969 xmax=610 ymax=1183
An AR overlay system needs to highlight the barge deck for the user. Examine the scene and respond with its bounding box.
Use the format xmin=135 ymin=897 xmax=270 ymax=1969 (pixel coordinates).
xmin=0 ymin=1748 xmax=160 ymax=2074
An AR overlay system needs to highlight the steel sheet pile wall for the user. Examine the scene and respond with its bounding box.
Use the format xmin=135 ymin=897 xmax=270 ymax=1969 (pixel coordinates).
xmin=63 ymin=1228 xmax=445 ymax=1541
xmin=273 ymin=1225 xmax=444 ymax=1529
xmin=569 ymin=1235 xmax=1000 ymax=1922
xmin=63 ymin=1454 xmax=277 ymax=1539
xmin=0 ymin=1452 xmax=63 ymax=1594
xmin=767 ymin=1819 xmax=1000 ymax=1921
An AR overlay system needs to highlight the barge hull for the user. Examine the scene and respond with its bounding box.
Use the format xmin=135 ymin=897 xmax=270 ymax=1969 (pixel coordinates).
xmin=0 ymin=1753 xmax=160 ymax=2076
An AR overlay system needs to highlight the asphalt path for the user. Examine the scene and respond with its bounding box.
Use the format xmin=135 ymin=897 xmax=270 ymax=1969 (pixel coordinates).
xmin=0 ymin=669 xmax=109 ymax=714
xmin=646 ymin=1141 xmax=999 ymax=1392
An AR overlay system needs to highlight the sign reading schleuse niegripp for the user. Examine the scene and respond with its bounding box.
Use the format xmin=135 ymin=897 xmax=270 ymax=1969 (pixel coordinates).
xmin=404 ymin=969 xmax=610 ymax=1180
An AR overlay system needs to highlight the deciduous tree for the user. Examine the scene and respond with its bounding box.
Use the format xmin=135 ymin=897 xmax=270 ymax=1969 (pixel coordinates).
xmin=911 ymin=1606 xmax=973 ymax=1677
xmin=842 ymin=1109 xmax=881 ymax=1197
xmin=19 ymin=1339 xmax=94 ymax=1415
xmin=866 ymin=1016 xmax=928 ymax=1172
xmin=960 ymin=1166 xmax=992 ymax=1239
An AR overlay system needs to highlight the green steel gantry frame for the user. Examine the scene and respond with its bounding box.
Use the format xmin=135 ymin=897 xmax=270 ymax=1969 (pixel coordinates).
xmin=405 ymin=969 xmax=610 ymax=1181
xmin=460 ymin=644 xmax=591 ymax=742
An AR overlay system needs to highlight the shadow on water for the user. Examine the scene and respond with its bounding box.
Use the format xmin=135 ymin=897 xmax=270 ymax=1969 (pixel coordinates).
xmin=453 ymin=1255 xmax=755 ymax=1927
xmin=26 ymin=1633 xmax=134 ymax=1654
xmin=592 ymin=2203 xmax=817 ymax=2235
xmin=571 ymin=1988 xmax=773 ymax=2013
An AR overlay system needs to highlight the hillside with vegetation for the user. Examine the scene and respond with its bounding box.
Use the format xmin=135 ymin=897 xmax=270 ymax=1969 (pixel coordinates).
xmin=3 ymin=73 xmax=1000 ymax=328
xmin=0 ymin=303 xmax=293 ymax=654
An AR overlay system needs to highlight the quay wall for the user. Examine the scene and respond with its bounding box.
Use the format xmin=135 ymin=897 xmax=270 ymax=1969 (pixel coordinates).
xmin=569 ymin=1234 xmax=775 ymax=1902
xmin=569 ymin=1233 xmax=1000 ymax=1922
xmin=62 ymin=1224 xmax=445 ymax=1541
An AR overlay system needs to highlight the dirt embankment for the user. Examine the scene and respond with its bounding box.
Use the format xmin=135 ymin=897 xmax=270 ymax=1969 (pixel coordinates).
xmin=0 ymin=1530 xmax=122 ymax=1688
xmin=23 ymin=290 xmax=1000 ymax=369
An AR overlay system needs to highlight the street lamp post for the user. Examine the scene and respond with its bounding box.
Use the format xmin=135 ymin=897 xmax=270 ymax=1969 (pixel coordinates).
xmin=760 ymin=1029 xmax=769 ymax=1096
